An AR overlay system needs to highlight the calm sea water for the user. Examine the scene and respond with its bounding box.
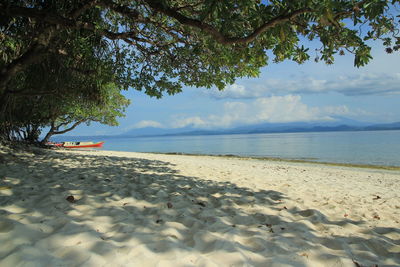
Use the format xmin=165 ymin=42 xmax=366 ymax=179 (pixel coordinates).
xmin=93 ymin=130 xmax=400 ymax=167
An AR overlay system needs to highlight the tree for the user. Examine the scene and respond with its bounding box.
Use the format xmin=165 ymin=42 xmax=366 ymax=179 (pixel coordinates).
xmin=41 ymin=83 xmax=130 ymax=144
xmin=0 ymin=2 xmax=129 ymax=142
xmin=0 ymin=26 xmax=128 ymax=142
xmin=1 ymin=77 xmax=129 ymax=143
xmin=0 ymin=1 xmax=399 ymax=142
xmin=1 ymin=0 xmax=399 ymax=99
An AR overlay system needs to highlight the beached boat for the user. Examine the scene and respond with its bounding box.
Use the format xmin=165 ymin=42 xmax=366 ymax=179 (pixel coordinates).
xmin=52 ymin=141 xmax=105 ymax=148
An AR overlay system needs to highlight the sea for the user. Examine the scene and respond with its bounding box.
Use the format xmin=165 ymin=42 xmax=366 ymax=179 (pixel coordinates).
xmin=76 ymin=130 xmax=400 ymax=167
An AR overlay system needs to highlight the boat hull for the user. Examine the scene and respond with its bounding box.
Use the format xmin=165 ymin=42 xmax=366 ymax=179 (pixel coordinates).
xmin=63 ymin=142 xmax=104 ymax=148
xmin=51 ymin=141 xmax=105 ymax=148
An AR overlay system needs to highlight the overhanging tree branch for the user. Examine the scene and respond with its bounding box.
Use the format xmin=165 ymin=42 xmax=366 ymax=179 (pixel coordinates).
xmin=69 ymin=0 xmax=99 ymax=19
xmin=144 ymin=0 xmax=314 ymax=45
xmin=96 ymin=0 xmax=142 ymax=20
xmin=0 ymin=1 xmax=314 ymax=46
xmin=0 ymin=42 xmax=49 ymax=94
xmin=52 ymin=119 xmax=86 ymax=135
xmin=40 ymin=119 xmax=85 ymax=144
xmin=0 ymin=3 xmax=169 ymax=46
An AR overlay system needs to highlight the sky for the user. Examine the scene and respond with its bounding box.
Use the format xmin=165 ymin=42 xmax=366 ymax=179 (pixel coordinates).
xmin=70 ymin=42 xmax=400 ymax=136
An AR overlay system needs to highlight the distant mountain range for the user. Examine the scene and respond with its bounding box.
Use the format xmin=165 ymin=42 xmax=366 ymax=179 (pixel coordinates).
xmin=119 ymin=117 xmax=400 ymax=138
xmin=54 ymin=117 xmax=400 ymax=140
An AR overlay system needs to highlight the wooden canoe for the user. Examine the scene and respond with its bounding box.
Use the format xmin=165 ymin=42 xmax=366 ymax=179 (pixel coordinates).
xmin=59 ymin=141 xmax=105 ymax=148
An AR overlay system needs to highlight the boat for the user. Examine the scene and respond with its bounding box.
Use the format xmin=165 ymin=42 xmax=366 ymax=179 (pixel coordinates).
xmin=50 ymin=141 xmax=105 ymax=148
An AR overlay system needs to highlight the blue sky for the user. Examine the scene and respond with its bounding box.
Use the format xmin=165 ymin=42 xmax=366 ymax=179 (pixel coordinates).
xmin=71 ymin=43 xmax=400 ymax=136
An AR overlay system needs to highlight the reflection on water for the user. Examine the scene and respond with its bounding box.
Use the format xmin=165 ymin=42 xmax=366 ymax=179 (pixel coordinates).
xmin=75 ymin=130 xmax=400 ymax=167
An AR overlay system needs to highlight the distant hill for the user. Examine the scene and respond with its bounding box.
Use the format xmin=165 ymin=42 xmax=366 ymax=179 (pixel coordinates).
xmin=119 ymin=126 xmax=189 ymax=137
xmin=365 ymin=121 xmax=400 ymax=131
xmin=53 ymin=118 xmax=400 ymax=140
xmin=118 ymin=118 xmax=400 ymax=138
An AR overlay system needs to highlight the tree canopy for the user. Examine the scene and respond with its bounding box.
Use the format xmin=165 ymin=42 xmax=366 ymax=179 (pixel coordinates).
xmin=2 ymin=0 xmax=399 ymax=96
xmin=0 ymin=0 xmax=399 ymax=141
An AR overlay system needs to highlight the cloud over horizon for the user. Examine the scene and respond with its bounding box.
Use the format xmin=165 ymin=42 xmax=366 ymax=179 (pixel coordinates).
xmin=206 ymin=72 xmax=400 ymax=99
xmin=132 ymin=95 xmax=365 ymax=129
xmin=126 ymin=120 xmax=164 ymax=130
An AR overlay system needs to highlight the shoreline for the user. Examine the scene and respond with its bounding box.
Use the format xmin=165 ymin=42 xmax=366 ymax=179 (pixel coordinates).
xmin=143 ymin=151 xmax=400 ymax=171
xmin=1 ymin=147 xmax=399 ymax=266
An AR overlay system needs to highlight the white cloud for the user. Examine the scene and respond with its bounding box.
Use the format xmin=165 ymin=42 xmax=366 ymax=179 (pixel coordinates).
xmin=169 ymin=102 xmax=250 ymax=128
xmin=206 ymin=72 xmax=400 ymax=99
xmin=130 ymin=120 xmax=164 ymax=129
xmin=169 ymin=95 xmax=363 ymax=129
xmin=212 ymin=84 xmax=252 ymax=98
xmin=170 ymin=116 xmax=207 ymax=128
xmin=126 ymin=96 xmax=370 ymax=130
xmin=252 ymin=95 xmax=325 ymax=123
xmin=209 ymin=83 xmax=262 ymax=99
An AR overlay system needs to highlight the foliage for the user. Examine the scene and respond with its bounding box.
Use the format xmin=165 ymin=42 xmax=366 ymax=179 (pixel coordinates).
xmin=0 ymin=27 xmax=129 ymax=142
xmin=1 ymin=77 xmax=129 ymax=143
xmin=0 ymin=0 xmax=399 ymax=141
xmin=1 ymin=1 xmax=399 ymax=97
xmin=41 ymin=83 xmax=130 ymax=144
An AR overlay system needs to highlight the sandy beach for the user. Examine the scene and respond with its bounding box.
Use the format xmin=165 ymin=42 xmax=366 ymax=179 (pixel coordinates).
xmin=0 ymin=146 xmax=399 ymax=266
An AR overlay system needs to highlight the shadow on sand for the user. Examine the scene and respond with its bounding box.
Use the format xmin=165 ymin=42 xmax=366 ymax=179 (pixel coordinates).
xmin=0 ymin=147 xmax=399 ymax=266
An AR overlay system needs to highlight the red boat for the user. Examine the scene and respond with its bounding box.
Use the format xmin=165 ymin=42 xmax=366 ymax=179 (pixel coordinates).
xmin=52 ymin=141 xmax=105 ymax=148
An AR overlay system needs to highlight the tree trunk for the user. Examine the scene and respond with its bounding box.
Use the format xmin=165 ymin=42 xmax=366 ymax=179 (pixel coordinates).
xmin=40 ymin=127 xmax=56 ymax=145
xmin=40 ymin=120 xmax=85 ymax=145
xmin=40 ymin=121 xmax=58 ymax=145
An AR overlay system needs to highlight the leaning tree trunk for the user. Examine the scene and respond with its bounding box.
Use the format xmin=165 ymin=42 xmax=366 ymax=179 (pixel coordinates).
xmin=40 ymin=120 xmax=85 ymax=145
xmin=40 ymin=124 xmax=57 ymax=145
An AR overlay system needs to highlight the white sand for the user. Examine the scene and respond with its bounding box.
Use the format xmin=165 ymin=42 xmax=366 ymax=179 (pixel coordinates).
xmin=0 ymin=146 xmax=399 ymax=266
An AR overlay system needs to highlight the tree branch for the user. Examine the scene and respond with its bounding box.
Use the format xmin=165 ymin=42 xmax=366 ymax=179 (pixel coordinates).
xmin=69 ymin=0 xmax=99 ymax=19
xmin=334 ymin=0 xmax=369 ymax=20
xmin=0 ymin=4 xmax=73 ymax=27
xmin=144 ymin=0 xmax=313 ymax=45
xmin=53 ymin=120 xmax=86 ymax=135
xmin=96 ymin=0 xmax=142 ymax=20
xmin=5 ymin=88 xmax=57 ymax=96
xmin=0 ymin=3 xmax=165 ymax=46
xmin=0 ymin=2 xmax=313 ymax=46
xmin=0 ymin=43 xmax=48 ymax=93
